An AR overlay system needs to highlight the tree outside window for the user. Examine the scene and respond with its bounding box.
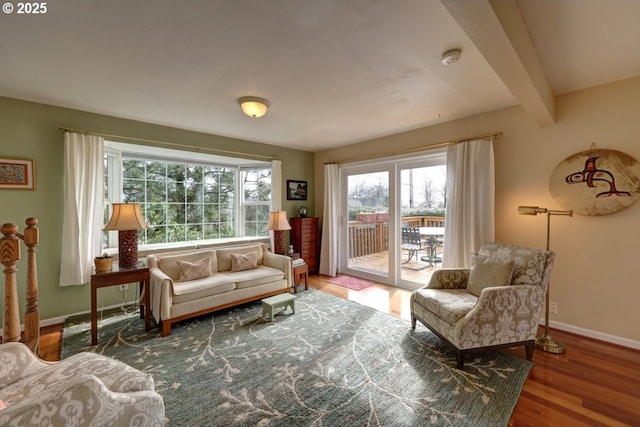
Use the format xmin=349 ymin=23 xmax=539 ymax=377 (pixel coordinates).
xmin=103 ymin=145 xmax=271 ymax=250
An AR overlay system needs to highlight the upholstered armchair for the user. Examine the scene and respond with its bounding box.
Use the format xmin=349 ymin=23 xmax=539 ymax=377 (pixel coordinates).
xmin=0 ymin=342 xmax=165 ymax=426
xmin=410 ymin=242 xmax=555 ymax=369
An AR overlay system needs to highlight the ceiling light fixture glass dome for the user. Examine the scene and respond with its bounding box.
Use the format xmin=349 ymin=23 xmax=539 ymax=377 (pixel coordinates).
xmin=238 ymin=96 xmax=270 ymax=118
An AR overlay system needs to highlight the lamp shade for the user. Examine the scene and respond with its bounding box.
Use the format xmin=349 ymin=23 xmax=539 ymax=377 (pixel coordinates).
xmin=517 ymin=206 xmax=548 ymax=215
xmin=238 ymin=96 xmax=270 ymax=118
xmin=103 ymin=203 xmax=150 ymax=231
xmin=266 ymin=211 xmax=291 ymax=231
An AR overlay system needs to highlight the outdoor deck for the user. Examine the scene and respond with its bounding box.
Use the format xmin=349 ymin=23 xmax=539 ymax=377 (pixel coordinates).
xmin=348 ymin=248 xmax=442 ymax=285
xmin=348 ymin=214 xmax=445 ymax=285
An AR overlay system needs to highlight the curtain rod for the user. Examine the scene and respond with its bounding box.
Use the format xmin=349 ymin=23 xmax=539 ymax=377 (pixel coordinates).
xmin=59 ymin=127 xmax=278 ymax=161
xmin=325 ymin=131 xmax=503 ymax=165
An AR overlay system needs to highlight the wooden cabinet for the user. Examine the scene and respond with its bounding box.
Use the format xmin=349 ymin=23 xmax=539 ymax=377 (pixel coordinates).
xmin=290 ymin=217 xmax=319 ymax=273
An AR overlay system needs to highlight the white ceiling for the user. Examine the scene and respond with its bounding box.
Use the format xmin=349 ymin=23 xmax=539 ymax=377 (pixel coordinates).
xmin=1 ymin=0 xmax=639 ymax=152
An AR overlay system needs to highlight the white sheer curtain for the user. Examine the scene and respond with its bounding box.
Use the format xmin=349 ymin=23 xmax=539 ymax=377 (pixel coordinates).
xmin=270 ymin=160 xmax=283 ymax=251
xmin=319 ymin=164 xmax=339 ymax=276
xmin=59 ymin=132 xmax=105 ymax=286
xmin=442 ymin=138 xmax=495 ymax=268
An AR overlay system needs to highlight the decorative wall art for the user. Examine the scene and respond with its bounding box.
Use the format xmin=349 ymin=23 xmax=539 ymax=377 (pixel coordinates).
xmin=549 ymin=147 xmax=640 ymax=216
xmin=287 ymin=180 xmax=307 ymax=200
xmin=0 ymin=158 xmax=35 ymax=190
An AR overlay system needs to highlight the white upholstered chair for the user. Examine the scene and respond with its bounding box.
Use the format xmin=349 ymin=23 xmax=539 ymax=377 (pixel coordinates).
xmin=410 ymin=242 xmax=555 ymax=369
xmin=0 ymin=342 xmax=165 ymax=426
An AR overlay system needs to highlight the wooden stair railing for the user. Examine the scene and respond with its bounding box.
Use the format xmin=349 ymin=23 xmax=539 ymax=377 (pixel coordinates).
xmin=1 ymin=218 xmax=40 ymax=352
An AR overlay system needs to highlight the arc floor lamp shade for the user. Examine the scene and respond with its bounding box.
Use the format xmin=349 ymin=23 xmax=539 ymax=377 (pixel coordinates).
xmin=103 ymin=203 xmax=150 ymax=267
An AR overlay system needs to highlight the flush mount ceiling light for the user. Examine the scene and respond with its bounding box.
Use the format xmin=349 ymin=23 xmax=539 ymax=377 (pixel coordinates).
xmin=238 ymin=96 xmax=270 ymax=118
xmin=441 ymin=48 xmax=462 ymax=66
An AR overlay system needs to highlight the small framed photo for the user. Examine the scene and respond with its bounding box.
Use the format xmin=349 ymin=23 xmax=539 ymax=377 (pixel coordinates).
xmin=287 ymin=180 xmax=307 ymax=200
xmin=0 ymin=158 xmax=36 ymax=190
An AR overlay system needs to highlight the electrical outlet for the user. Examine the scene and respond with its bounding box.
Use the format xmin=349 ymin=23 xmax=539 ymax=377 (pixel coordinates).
xmin=549 ymin=302 xmax=558 ymax=315
xmin=118 ymin=284 xmax=129 ymax=292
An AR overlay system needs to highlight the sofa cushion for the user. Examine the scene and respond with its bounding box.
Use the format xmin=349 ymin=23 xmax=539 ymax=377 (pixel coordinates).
xmin=412 ymin=288 xmax=477 ymax=326
xmin=221 ymin=266 xmax=286 ymax=290
xmin=217 ymin=245 xmax=263 ymax=272
xmin=466 ymin=253 xmax=514 ymax=297
xmin=171 ymin=274 xmax=236 ymax=304
xmin=177 ymin=257 xmax=211 ymax=282
xmin=230 ymin=252 xmax=258 ymax=272
xmin=157 ymin=250 xmax=217 ymax=280
xmin=479 ymin=242 xmax=547 ymax=287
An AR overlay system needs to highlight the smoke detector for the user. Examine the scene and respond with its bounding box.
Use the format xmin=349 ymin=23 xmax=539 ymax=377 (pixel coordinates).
xmin=441 ymin=49 xmax=462 ymax=66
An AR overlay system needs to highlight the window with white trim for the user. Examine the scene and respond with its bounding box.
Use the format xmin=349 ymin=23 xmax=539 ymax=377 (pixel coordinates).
xmin=103 ymin=142 xmax=271 ymax=250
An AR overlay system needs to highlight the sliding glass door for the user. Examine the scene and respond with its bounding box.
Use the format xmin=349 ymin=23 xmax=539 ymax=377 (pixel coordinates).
xmin=344 ymin=168 xmax=392 ymax=278
xmin=399 ymin=163 xmax=446 ymax=285
xmin=340 ymin=150 xmax=446 ymax=289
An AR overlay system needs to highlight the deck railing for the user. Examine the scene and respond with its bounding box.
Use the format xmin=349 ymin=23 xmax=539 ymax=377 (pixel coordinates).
xmin=348 ymin=215 xmax=444 ymax=258
xmin=348 ymin=222 xmax=389 ymax=258
xmin=401 ymin=216 xmax=445 ymax=227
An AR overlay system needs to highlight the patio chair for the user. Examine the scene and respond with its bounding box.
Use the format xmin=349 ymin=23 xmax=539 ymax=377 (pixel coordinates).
xmin=401 ymin=226 xmax=426 ymax=263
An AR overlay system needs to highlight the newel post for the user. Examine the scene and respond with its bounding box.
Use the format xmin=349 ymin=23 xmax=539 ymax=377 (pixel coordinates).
xmin=22 ymin=217 xmax=40 ymax=352
xmin=1 ymin=223 xmax=21 ymax=343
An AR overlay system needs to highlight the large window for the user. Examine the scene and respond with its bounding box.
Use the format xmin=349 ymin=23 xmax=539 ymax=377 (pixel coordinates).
xmin=241 ymin=168 xmax=272 ymax=237
xmin=103 ymin=142 xmax=271 ymax=250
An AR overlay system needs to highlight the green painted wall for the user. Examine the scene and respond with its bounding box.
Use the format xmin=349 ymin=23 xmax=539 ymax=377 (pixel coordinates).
xmin=0 ymin=96 xmax=314 ymax=323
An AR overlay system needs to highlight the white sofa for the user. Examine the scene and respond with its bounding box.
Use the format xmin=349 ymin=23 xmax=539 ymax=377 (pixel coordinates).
xmin=0 ymin=342 xmax=165 ymax=426
xmin=147 ymin=243 xmax=292 ymax=336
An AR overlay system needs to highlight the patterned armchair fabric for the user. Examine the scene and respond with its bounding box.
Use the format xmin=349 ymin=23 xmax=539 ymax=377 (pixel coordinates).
xmin=0 ymin=342 xmax=165 ymax=426
xmin=410 ymin=242 xmax=555 ymax=369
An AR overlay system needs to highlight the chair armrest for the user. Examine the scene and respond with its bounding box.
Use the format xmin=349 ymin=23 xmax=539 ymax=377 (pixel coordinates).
xmin=454 ymin=284 xmax=544 ymax=348
xmin=263 ymin=251 xmax=293 ymax=286
xmin=426 ymin=268 xmax=470 ymax=289
xmin=0 ymin=374 xmax=165 ymax=427
xmin=0 ymin=342 xmax=48 ymax=388
xmin=150 ymin=268 xmax=174 ymax=323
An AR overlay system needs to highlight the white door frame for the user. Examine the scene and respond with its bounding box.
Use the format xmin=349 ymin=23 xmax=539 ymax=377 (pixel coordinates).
xmin=338 ymin=149 xmax=446 ymax=289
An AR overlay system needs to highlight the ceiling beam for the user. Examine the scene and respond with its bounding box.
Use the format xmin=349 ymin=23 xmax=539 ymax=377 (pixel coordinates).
xmin=441 ymin=0 xmax=555 ymax=126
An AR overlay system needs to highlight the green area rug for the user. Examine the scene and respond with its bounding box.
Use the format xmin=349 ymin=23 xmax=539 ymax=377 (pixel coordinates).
xmin=62 ymin=290 xmax=531 ymax=426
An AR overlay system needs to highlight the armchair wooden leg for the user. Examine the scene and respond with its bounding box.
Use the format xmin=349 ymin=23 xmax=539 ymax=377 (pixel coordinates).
xmin=455 ymin=350 xmax=466 ymax=370
xmin=411 ymin=315 xmax=416 ymax=330
xmin=524 ymin=340 xmax=535 ymax=360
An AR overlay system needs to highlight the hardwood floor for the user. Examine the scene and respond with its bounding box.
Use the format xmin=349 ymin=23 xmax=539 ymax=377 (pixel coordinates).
xmin=38 ymin=274 xmax=639 ymax=426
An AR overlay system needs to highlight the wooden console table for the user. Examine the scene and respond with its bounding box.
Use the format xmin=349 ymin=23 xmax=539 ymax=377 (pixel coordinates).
xmin=90 ymin=263 xmax=151 ymax=345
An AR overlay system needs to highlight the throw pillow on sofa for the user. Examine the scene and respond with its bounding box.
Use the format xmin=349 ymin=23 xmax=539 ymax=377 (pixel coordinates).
xmin=466 ymin=253 xmax=515 ymax=297
xmin=230 ymin=252 xmax=258 ymax=272
xmin=177 ymin=257 xmax=211 ymax=281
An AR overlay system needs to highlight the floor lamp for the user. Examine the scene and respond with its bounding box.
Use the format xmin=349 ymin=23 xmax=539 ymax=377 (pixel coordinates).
xmin=267 ymin=211 xmax=291 ymax=255
xmin=518 ymin=205 xmax=573 ymax=354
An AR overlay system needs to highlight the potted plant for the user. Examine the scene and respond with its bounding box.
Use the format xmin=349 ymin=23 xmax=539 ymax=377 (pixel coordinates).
xmin=94 ymin=253 xmax=114 ymax=272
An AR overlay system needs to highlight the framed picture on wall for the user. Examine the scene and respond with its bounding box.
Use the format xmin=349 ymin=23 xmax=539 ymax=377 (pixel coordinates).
xmin=0 ymin=158 xmax=35 ymax=190
xmin=287 ymin=180 xmax=307 ymax=200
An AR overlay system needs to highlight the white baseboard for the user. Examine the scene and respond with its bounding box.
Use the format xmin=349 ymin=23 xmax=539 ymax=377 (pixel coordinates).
xmin=549 ymin=320 xmax=640 ymax=350
xmin=30 ymin=300 xmax=141 ymax=329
